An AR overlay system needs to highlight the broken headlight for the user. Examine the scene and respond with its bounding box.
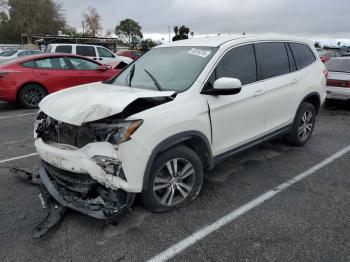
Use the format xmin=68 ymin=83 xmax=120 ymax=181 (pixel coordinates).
xmin=90 ymin=120 xmax=143 ymax=144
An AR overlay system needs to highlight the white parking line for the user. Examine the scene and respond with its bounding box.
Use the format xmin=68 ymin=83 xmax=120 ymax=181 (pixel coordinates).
xmin=0 ymin=112 xmax=36 ymax=120
xmin=0 ymin=153 xmax=38 ymax=164
xmin=148 ymin=145 xmax=350 ymax=262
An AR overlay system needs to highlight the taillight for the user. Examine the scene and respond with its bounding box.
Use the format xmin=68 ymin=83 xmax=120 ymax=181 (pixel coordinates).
xmin=326 ymin=79 xmax=350 ymax=88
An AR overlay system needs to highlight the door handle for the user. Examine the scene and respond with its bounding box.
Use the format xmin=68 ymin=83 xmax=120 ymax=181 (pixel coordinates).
xmin=39 ymin=73 xmax=49 ymax=76
xmin=254 ymin=89 xmax=264 ymax=96
xmin=99 ymin=58 xmax=103 ymax=61
xmin=93 ymin=57 xmax=97 ymax=60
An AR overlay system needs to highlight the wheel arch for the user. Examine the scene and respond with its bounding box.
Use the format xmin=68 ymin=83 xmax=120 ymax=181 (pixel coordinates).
xmin=301 ymin=92 xmax=321 ymax=114
xmin=142 ymin=131 xmax=213 ymax=191
xmin=16 ymin=82 xmax=48 ymax=101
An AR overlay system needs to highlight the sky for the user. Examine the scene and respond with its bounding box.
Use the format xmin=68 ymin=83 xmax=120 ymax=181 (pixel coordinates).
xmin=60 ymin=0 xmax=350 ymax=42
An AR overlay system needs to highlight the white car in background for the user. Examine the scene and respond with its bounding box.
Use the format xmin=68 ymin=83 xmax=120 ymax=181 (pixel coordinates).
xmin=35 ymin=35 xmax=326 ymax=220
xmin=45 ymin=44 xmax=133 ymax=65
xmin=0 ymin=49 xmax=42 ymax=61
xmin=325 ymin=57 xmax=350 ymax=101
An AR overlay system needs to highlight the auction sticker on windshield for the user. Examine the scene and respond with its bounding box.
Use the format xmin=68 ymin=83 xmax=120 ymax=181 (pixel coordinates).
xmin=188 ymin=48 xmax=212 ymax=58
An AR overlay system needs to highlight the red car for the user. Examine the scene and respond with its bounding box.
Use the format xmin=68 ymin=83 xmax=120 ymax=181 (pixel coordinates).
xmin=0 ymin=53 xmax=120 ymax=108
xmin=118 ymin=50 xmax=142 ymax=60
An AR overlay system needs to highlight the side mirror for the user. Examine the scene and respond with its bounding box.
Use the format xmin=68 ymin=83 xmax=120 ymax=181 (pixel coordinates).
xmin=97 ymin=65 xmax=109 ymax=71
xmin=202 ymin=77 xmax=242 ymax=95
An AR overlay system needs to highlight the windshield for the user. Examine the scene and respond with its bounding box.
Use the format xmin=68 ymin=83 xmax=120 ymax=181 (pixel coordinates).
xmin=326 ymin=59 xmax=350 ymax=73
xmin=111 ymin=46 xmax=217 ymax=92
xmin=0 ymin=50 xmax=17 ymax=57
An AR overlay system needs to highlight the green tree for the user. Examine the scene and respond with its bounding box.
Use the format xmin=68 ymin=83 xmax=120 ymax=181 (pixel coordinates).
xmin=82 ymin=6 xmax=102 ymax=37
xmin=0 ymin=0 xmax=67 ymax=43
xmin=141 ymin=38 xmax=156 ymax=50
xmin=115 ymin=19 xmax=143 ymax=46
xmin=314 ymin=42 xmax=321 ymax=48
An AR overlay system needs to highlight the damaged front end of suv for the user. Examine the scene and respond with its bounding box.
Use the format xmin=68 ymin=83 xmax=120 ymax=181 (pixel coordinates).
xmin=35 ymin=111 xmax=140 ymax=220
xmin=33 ymin=84 xmax=175 ymax=226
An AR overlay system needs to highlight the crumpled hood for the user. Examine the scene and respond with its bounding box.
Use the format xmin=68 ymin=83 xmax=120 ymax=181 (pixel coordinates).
xmin=39 ymin=82 xmax=175 ymax=125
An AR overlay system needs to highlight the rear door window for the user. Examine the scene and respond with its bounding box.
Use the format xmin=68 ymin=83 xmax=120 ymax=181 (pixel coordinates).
xmin=289 ymin=43 xmax=316 ymax=70
xmin=21 ymin=60 xmax=37 ymax=68
xmin=35 ymin=57 xmax=69 ymax=70
xmin=55 ymin=45 xmax=72 ymax=54
xmin=76 ymin=46 xmax=96 ymax=57
xmin=97 ymin=47 xmax=114 ymax=58
xmin=215 ymin=44 xmax=257 ymax=85
xmin=254 ymin=42 xmax=290 ymax=79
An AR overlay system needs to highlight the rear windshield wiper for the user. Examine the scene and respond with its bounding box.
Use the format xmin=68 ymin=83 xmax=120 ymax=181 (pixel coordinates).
xmin=144 ymin=69 xmax=163 ymax=91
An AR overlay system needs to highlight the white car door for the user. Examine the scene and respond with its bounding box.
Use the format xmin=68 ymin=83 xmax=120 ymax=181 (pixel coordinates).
xmin=205 ymin=44 xmax=267 ymax=156
xmin=96 ymin=46 xmax=132 ymax=65
xmin=254 ymin=42 xmax=300 ymax=132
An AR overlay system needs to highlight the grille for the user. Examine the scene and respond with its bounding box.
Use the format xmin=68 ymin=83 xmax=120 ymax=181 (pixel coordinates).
xmin=43 ymin=161 xmax=96 ymax=193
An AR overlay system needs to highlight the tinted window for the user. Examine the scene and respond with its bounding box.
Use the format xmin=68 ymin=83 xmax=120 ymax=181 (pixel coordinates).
xmin=55 ymin=45 xmax=72 ymax=54
xmin=21 ymin=60 xmax=37 ymax=68
xmin=0 ymin=50 xmax=17 ymax=56
xmin=76 ymin=46 xmax=96 ymax=57
xmin=68 ymin=57 xmax=99 ymax=70
xmin=97 ymin=47 xmax=114 ymax=58
xmin=17 ymin=51 xmax=29 ymax=57
xmin=215 ymin=44 xmax=257 ymax=85
xmin=326 ymin=59 xmax=350 ymax=73
xmin=289 ymin=43 xmax=316 ymax=70
xmin=255 ymin=42 xmax=290 ymax=79
xmin=35 ymin=58 xmax=69 ymax=69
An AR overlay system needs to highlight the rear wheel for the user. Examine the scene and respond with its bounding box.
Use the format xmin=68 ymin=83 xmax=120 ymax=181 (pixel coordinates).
xmin=286 ymin=102 xmax=316 ymax=146
xmin=142 ymin=145 xmax=203 ymax=213
xmin=18 ymin=84 xmax=47 ymax=109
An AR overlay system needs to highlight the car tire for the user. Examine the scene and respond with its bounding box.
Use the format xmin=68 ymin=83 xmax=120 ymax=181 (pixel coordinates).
xmin=18 ymin=84 xmax=47 ymax=109
xmin=142 ymin=145 xmax=204 ymax=213
xmin=286 ymin=102 xmax=316 ymax=146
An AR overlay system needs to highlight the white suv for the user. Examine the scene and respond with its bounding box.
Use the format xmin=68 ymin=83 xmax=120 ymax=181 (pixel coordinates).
xmin=45 ymin=44 xmax=133 ymax=65
xmin=34 ymin=35 xmax=326 ymax=219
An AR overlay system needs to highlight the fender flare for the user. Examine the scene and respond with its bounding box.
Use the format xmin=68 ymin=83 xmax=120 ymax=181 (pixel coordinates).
xmin=300 ymin=92 xmax=321 ymax=113
xmin=142 ymin=131 xmax=213 ymax=190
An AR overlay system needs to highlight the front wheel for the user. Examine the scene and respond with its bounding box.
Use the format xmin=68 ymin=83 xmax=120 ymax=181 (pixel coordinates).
xmin=142 ymin=145 xmax=203 ymax=213
xmin=18 ymin=84 xmax=47 ymax=109
xmin=286 ymin=102 xmax=316 ymax=146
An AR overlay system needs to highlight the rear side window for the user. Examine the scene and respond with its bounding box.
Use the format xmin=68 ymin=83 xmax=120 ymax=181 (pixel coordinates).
xmin=215 ymin=44 xmax=257 ymax=85
xmin=76 ymin=46 xmax=96 ymax=57
xmin=289 ymin=43 xmax=316 ymax=70
xmin=97 ymin=47 xmax=114 ymax=58
xmin=21 ymin=60 xmax=37 ymax=68
xmin=55 ymin=45 xmax=72 ymax=54
xmin=255 ymin=42 xmax=290 ymax=79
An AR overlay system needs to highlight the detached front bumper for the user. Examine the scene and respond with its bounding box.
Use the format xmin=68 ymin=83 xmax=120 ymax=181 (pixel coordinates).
xmin=34 ymin=138 xmax=147 ymax=192
xmin=38 ymin=161 xmax=135 ymax=220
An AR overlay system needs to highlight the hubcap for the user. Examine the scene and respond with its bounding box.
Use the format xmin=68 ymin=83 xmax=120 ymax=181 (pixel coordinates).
xmin=153 ymin=158 xmax=195 ymax=206
xmin=23 ymin=88 xmax=44 ymax=106
xmin=298 ymin=110 xmax=313 ymax=140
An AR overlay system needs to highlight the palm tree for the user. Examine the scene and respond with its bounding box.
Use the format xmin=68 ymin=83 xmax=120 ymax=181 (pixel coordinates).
xmin=173 ymin=26 xmax=179 ymax=35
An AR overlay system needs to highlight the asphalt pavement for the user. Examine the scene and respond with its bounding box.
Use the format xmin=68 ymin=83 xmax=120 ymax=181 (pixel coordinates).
xmin=0 ymin=101 xmax=349 ymax=262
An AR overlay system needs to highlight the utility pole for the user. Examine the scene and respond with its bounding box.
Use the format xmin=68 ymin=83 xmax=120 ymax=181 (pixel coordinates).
xmin=168 ymin=26 xmax=170 ymax=42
